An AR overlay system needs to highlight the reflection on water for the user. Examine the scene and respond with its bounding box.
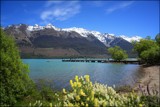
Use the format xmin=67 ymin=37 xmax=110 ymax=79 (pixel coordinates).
xmin=23 ymin=59 xmax=144 ymax=90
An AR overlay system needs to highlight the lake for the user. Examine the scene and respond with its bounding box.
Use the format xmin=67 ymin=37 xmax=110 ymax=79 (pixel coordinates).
xmin=23 ymin=59 xmax=144 ymax=90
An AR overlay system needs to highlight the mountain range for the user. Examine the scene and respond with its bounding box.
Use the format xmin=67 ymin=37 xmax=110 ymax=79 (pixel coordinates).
xmin=3 ymin=24 xmax=142 ymax=58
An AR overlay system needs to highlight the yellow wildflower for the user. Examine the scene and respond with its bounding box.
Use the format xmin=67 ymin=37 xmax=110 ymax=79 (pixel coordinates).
xmin=86 ymin=97 xmax=90 ymax=101
xmin=63 ymin=88 xmax=67 ymax=94
xmin=103 ymin=102 xmax=107 ymax=107
xmin=76 ymin=95 xmax=80 ymax=101
xmin=90 ymin=82 xmax=92 ymax=86
xmin=29 ymin=103 xmax=31 ymax=106
xmin=86 ymin=104 xmax=88 ymax=107
xmin=84 ymin=75 xmax=90 ymax=82
xmin=68 ymin=103 xmax=74 ymax=106
xmin=77 ymin=82 xmax=82 ymax=87
xmin=81 ymin=102 xmax=84 ymax=106
xmin=91 ymin=97 xmax=94 ymax=101
xmin=91 ymin=91 xmax=94 ymax=97
xmin=49 ymin=103 xmax=52 ymax=107
xmin=63 ymin=95 xmax=67 ymax=100
xmin=139 ymin=104 xmax=143 ymax=107
xmin=74 ymin=89 xmax=77 ymax=93
xmin=80 ymin=89 xmax=86 ymax=96
xmin=75 ymin=75 xmax=79 ymax=82
xmin=94 ymin=98 xmax=99 ymax=107
xmin=74 ymin=82 xmax=77 ymax=87
xmin=70 ymin=80 xmax=73 ymax=87
xmin=91 ymin=91 xmax=95 ymax=101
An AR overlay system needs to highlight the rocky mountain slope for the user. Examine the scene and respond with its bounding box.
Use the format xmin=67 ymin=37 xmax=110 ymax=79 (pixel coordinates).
xmin=3 ymin=24 xmax=141 ymax=58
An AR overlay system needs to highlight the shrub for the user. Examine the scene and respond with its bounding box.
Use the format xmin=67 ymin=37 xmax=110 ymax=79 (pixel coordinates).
xmin=0 ymin=29 xmax=33 ymax=105
xmin=57 ymin=75 xmax=144 ymax=107
xmin=29 ymin=75 xmax=160 ymax=107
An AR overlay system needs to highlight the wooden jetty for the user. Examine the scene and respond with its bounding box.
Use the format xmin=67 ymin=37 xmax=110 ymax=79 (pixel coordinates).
xmin=62 ymin=59 xmax=141 ymax=64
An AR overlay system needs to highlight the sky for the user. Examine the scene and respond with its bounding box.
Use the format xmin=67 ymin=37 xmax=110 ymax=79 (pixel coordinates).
xmin=1 ymin=0 xmax=159 ymax=39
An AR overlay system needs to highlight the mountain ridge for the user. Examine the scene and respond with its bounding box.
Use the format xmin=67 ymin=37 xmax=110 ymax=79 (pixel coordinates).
xmin=5 ymin=23 xmax=142 ymax=43
xmin=3 ymin=24 xmax=140 ymax=58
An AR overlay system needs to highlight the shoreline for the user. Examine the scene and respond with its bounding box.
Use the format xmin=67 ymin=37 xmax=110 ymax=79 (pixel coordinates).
xmin=134 ymin=65 xmax=160 ymax=95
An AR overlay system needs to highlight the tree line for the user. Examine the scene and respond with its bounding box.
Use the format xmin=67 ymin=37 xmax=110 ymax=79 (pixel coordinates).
xmin=107 ymin=33 xmax=160 ymax=65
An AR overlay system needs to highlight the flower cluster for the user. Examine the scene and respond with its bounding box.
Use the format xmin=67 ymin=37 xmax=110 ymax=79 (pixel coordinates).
xmin=60 ymin=75 xmax=144 ymax=107
xmin=29 ymin=75 xmax=145 ymax=107
xmin=62 ymin=75 xmax=94 ymax=106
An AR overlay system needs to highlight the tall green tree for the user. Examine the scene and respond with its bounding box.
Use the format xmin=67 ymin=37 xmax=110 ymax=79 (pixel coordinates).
xmin=107 ymin=46 xmax=128 ymax=61
xmin=0 ymin=29 xmax=33 ymax=105
xmin=133 ymin=37 xmax=160 ymax=64
xmin=155 ymin=33 xmax=160 ymax=46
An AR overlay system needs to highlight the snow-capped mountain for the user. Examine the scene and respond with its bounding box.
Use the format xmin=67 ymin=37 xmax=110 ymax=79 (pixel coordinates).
xmin=25 ymin=24 xmax=142 ymax=44
xmin=5 ymin=23 xmax=142 ymax=46
xmin=3 ymin=23 xmax=140 ymax=58
xmin=62 ymin=27 xmax=108 ymax=44
xmin=62 ymin=27 xmax=141 ymax=45
xmin=27 ymin=23 xmax=61 ymax=31
xmin=62 ymin=27 xmax=141 ymax=44
xmin=120 ymin=35 xmax=142 ymax=42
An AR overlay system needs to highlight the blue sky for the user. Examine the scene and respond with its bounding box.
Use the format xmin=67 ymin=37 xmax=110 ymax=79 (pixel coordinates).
xmin=1 ymin=1 xmax=159 ymax=39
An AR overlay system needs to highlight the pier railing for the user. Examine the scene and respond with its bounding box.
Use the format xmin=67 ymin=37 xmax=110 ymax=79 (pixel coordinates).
xmin=62 ymin=59 xmax=140 ymax=64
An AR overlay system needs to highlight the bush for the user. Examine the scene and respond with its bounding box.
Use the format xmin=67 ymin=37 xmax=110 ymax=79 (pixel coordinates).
xmin=56 ymin=75 xmax=143 ymax=107
xmin=29 ymin=75 xmax=160 ymax=107
xmin=0 ymin=29 xmax=33 ymax=105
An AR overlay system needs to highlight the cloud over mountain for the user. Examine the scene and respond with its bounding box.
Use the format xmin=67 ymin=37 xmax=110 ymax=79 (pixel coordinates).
xmin=41 ymin=1 xmax=81 ymax=22
xmin=106 ymin=1 xmax=134 ymax=14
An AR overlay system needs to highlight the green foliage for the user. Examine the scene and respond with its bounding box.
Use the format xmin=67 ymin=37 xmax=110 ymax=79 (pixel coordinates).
xmin=15 ymin=80 xmax=63 ymax=106
xmin=40 ymin=86 xmax=55 ymax=101
xmin=55 ymin=75 xmax=144 ymax=107
xmin=145 ymin=36 xmax=151 ymax=40
xmin=108 ymin=46 xmax=128 ymax=61
xmin=155 ymin=33 xmax=160 ymax=46
xmin=29 ymin=100 xmax=42 ymax=107
xmin=115 ymin=85 xmax=132 ymax=93
xmin=28 ymin=75 xmax=160 ymax=107
xmin=0 ymin=29 xmax=33 ymax=105
xmin=140 ymin=95 xmax=160 ymax=107
xmin=133 ymin=38 xmax=160 ymax=64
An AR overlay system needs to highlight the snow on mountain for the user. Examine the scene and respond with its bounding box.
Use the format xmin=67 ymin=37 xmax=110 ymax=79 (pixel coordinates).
xmin=27 ymin=24 xmax=43 ymax=31
xmin=62 ymin=27 xmax=107 ymax=44
xmin=27 ymin=23 xmax=61 ymax=31
xmin=45 ymin=23 xmax=61 ymax=31
xmin=62 ymin=27 xmax=142 ymax=43
xmin=62 ymin=27 xmax=89 ymax=37
xmin=26 ymin=24 xmax=142 ymax=43
xmin=119 ymin=35 xmax=142 ymax=42
xmin=103 ymin=33 xmax=115 ymax=39
xmin=90 ymin=31 xmax=106 ymax=44
xmin=9 ymin=23 xmax=142 ymax=44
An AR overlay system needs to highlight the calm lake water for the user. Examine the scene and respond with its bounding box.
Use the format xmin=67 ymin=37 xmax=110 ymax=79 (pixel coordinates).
xmin=23 ymin=59 xmax=144 ymax=90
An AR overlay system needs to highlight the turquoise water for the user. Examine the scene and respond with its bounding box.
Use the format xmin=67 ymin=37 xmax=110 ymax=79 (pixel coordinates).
xmin=23 ymin=59 xmax=143 ymax=90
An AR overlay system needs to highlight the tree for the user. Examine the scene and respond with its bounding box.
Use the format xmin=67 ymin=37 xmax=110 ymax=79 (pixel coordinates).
xmin=0 ymin=29 xmax=33 ymax=105
xmin=155 ymin=33 xmax=160 ymax=46
xmin=145 ymin=36 xmax=151 ymax=40
xmin=133 ymin=38 xmax=160 ymax=64
xmin=107 ymin=46 xmax=128 ymax=61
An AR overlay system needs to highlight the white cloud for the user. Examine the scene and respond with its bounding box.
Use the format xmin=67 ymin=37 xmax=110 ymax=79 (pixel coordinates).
xmin=41 ymin=1 xmax=80 ymax=22
xmin=91 ymin=1 xmax=105 ymax=7
xmin=45 ymin=1 xmax=63 ymax=7
xmin=106 ymin=1 xmax=134 ymax=14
